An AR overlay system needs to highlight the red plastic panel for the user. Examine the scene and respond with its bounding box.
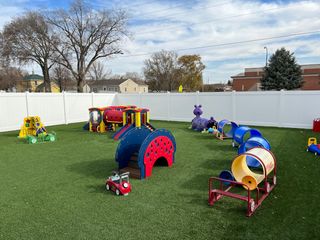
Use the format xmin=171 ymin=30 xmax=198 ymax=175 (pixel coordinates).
xmin=313 ymin=119 xmax=320 ymax=132
xmin=103 ymin=109 xmax=124 ymax=124
xmin=143 ymin=136 xmax=175 ymax=177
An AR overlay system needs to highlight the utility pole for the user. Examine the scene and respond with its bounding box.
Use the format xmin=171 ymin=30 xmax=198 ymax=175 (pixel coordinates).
xmin=264 ymin=46 xmax=268 ymax=67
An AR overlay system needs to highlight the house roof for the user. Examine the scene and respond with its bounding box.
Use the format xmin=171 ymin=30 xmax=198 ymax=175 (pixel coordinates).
xmin=132 ymin=79 xmax=148 ymax=86
xmin=23 ymin=74 xmax=44 ymax=81
xmin=90 ymin=79 xmax=127 ymax=87
xmin=90 ymin=78 xmax=148 ymax=87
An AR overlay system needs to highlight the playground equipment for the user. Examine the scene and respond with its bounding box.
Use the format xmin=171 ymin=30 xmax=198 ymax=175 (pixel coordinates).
xmin=105 ymin=171 xmax=131 ymax=196
xmin=238 ymin=136 xmax=271 ymax=167
xmin=313 ymin=118 xmax=320 ymax=132
xmin=307 ymin=137 xmax=320 ymax=156
xmin=232 ymin=126 xmax=262 ymax=147
xmin=219 ymin=170 xmax=235 ymax=186
xmin=208 ymin=147 xmax=276 ymax=217
xmin=191 ymin=105 xmax=217 ymax=132
xmin=215 ymin=119 xmax=238 ymax=140
xmin=115 ymin=116 xmax=176 ymax=179
xmin=86 ymin=105 xmax=136 ymax=133
xmin=18 ymin=116 xmax=56 ymax=144
xmin=113 ymin=108 xmax=154 ymax=140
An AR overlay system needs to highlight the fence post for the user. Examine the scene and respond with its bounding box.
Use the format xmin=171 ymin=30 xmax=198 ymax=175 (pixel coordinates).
xmin=196 ymin=91 xmax=200 ymax=105
xmin=139 ymin=92 xmax=142 ymax=107
xmin=91 ymin=91 xmax=94 ymax=107
xmin=25 ymin=91 xmax=29 ymax=117
xmin=278 ymin=89 xmax=285 ymax=127
xmin=231 ymin=90 xmax=236 ymax=122
xmin=63 ymin=91 xmax=68 ymax=124
xmin=167 ymin=91 xmax=171 ymax=121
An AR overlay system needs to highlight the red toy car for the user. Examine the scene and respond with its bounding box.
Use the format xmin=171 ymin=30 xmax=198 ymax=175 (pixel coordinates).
xmin=105 ymin=172 xmax=131 ymax=196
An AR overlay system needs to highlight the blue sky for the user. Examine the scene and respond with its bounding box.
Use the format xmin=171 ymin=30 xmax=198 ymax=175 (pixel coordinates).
xmin=0 ymin=0 xmax=319 ymax=83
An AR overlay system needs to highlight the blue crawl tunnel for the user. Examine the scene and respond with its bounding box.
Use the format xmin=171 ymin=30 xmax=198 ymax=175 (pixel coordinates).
xmin=238 ymin=136 xmax=271 ymax=168
xmin=217 ymin=120 xmax=238 ymax=138
xmin=233 ymin=126 xmax=262 ymax=146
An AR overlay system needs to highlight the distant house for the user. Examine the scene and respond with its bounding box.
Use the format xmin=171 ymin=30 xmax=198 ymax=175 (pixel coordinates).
xmin=231 ymin=64 xmax=320 ymax=91
xmin=36 ymin=82 xmax=60 ymax=93
xmin=90 ymin=79 xmax=148 ymax=93
xmin=202 ymin=83 xmax=232 ymax=92
xmin=16 ymin=73 xmax=44 ymax=92
xmin=16 ymin=73 xmax=60 ymax=92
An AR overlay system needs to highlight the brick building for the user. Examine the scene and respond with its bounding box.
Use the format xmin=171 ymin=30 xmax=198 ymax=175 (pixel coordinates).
xmin=231 ymin=64 xmax=320 ymax=91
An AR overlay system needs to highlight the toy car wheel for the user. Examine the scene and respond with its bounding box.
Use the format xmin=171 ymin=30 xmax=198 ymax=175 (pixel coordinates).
xmin=315 ymin=152 xmax=318 ymax=156
xmin=115 ymin=189 xmax=120 ymax=196
xmin=31 ymin=138 xmax=37 ymax=144
xmin=106 ymin=184 xmax=110 ymax=191
xmin=306 ymin=149 xmax=309 ymax=152
xmin=232 ymin=142 xmax=235 ymax=147
xmin=49 ymin=135 xmax=55 ymax=142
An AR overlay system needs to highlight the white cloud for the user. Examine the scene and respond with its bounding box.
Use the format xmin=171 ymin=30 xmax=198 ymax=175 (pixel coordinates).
xmin=104 ymin=0 xmax=320 ymax=83
xmin=1 ymin=0 xmax=319 ymax=82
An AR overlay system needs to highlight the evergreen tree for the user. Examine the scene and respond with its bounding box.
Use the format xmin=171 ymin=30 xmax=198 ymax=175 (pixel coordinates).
xmin=261 ymin=47 xmax=303 ymax=90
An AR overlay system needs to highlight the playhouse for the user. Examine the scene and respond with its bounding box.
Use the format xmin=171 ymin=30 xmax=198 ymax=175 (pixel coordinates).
xmin=114 ymin=108 xmax=176 ymax=179
xmin=86 ymin=105 xmax=136 ymax=133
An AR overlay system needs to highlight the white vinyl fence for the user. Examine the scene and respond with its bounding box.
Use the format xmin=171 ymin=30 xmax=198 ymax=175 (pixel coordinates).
xmin=0 ymin=92 xmax=115 ymax=132
xmin=1 ymin=90 xmax=319 ymax=132
xmin=114 ymin=90 xmax=320 ymax=129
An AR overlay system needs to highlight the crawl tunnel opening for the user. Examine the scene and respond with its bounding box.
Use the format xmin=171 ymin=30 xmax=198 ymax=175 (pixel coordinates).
xmin=89 ymin=109 xmax=102 ymax=125
xmin=233 ymin=127 xmax=262 ymax=146
xmin=217 ymin=120 xmax=238 ymax=138
xmin=154 ymin=157 xmax=169 ymax=167
xmin=231 ymin=148 xmax=275 ymax=190
xmin=238 ymin=137 xmax=271 ymax=168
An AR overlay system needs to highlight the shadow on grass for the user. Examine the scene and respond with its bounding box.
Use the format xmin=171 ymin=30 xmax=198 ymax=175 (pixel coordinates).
xmin=180 ymin=173 xmax=213 ymax=191
xmin=205 ymin=142 xmax=235 ymax=152
xmin=178 ymin=192 xmax=209 ymax=207
xmin=198 ymin=157 xmax=232 ymax=171
xmin=67 ymin=158 xmax=116 ymax=179
xmin=86 ymin=184 xmax=106 ymax=194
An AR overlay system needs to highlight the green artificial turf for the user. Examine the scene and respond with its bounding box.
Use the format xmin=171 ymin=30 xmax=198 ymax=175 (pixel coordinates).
xmin=0 ymin=121 xmax=319 ymax=239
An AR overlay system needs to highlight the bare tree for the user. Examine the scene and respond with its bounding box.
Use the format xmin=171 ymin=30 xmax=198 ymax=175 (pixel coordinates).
xmin=123 ymin=72 xmax=142 ymax=80
xmin=51 ymin=65 xmax=73 ymax=92
xmin=143 ymin=50 xmax=179 ymax=91
xmin=0 ymin=66 xmax=24 ymax=91
xmin=2 ymin=12 xmax=57 ymax=92
xmin=46 ymin=0 xmax=128 ymax=92
xmin=88 ymin=61 xmax=111 ymax=80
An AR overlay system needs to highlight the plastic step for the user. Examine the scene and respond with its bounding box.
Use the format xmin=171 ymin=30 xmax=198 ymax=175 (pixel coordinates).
xmin=130 ymin=155 xmax=138 ymax=161
xmin=128 ymin=160 xmax=139 ymax=169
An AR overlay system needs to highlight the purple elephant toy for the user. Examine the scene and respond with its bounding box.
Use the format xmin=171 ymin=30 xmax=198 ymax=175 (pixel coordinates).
xmin=191 ymin=105 xmax=217 ymax=131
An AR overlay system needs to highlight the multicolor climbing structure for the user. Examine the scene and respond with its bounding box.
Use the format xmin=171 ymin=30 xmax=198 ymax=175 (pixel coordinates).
xmin=86 ymin=105 xmax=136 ymax=133
xmin=18 ymin=116 xmax=56 ymax=144
xmin=113 ymin=108 xmax=154 ymax=140
xmin=114 ymin=109 xmax=176 ymax=179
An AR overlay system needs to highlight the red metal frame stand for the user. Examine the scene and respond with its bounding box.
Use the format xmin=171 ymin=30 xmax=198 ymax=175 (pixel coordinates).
xmin=208 ymin=173 xmax=276 ymax=217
